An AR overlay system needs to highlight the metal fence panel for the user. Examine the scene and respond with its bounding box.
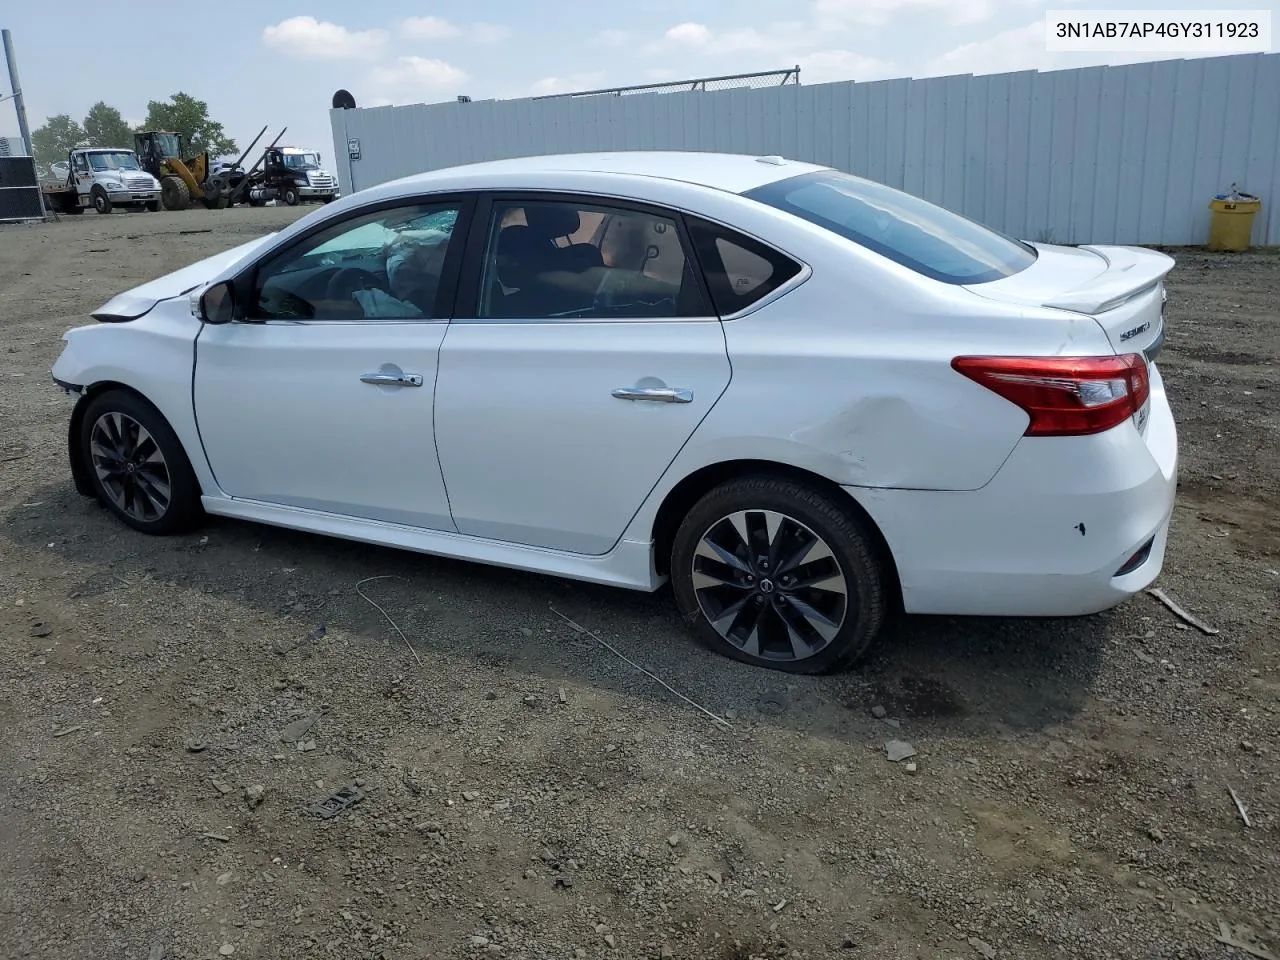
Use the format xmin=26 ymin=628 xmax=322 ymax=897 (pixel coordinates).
xmin=330 ymin=52 xmax=1280 ymax=246
xmin=0 ymin=155 xmax=43 ymax=222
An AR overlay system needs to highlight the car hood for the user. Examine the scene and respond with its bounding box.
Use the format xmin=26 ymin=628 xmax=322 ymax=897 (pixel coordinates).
xmin=91 ymin=233 xmax=277 ymax=321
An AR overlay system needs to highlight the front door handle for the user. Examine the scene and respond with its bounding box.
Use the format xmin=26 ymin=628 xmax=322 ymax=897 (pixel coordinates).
xmin=611 ymin=385 xmax=693 ymax=403
xmin=361 ymin=372 xmax=423 ymax=387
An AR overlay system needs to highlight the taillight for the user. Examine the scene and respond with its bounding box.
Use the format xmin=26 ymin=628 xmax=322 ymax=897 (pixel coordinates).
xmin=951 ymin=354 xmax=1150 ymax=437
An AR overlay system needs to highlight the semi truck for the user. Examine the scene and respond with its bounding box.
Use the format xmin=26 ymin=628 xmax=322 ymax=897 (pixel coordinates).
xmin=214 ymin=144 xmax=340 ymax=207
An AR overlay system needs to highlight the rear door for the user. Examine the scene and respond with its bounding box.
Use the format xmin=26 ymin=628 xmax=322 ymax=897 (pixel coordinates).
xmin=433 ymin=193 xmax=732 ymax=555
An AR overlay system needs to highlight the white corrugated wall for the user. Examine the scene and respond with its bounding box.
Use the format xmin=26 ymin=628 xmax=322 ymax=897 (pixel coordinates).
xmin=330 ymin=52 xmax=1280 ymax=247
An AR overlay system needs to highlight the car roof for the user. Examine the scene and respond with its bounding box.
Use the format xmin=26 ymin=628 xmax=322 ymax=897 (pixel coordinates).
xmin=382 ymin=151 xmax=832 ymax=197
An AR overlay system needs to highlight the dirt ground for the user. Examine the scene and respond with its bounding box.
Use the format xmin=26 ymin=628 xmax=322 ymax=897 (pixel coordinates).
xmin=0 ymin=206 xmax=1276 ymax=960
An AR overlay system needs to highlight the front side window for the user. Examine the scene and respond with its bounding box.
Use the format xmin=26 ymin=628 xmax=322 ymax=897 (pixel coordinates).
xmin=252 ymin=203 xmax=463 ymax=321
xmin=744 ymin=170 xmax=1037 ymax=285
xmin=477 ymin=199 xmax=710 ymax=320
xmin=152 ymin=134 xmax=181 ymax=158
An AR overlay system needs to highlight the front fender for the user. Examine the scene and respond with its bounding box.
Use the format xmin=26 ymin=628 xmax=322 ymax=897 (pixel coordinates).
xmin=50 ymin=306 xmax=220 ymax=497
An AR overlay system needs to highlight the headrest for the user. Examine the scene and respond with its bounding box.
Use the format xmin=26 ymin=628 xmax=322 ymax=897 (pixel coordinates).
xmin=525 ymin=204 xmax=580 ymax=239
xmin=495 ymin=225 xmax=550 ymax=287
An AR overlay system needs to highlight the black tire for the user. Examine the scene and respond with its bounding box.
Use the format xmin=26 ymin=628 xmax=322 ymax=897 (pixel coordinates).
xmin=161 ymin=176 xmax=190 ymax=211
xmin=145 ymin=199 xmax=160 ymax=212
xmin=670 ymin=476 xmax=886 ymax=674
xmin=78 ymin=389 xmax=203 ymax=536
xmin=248 ymin=196 xmax=265 ymax=207
xmin=281 ymin=184 xmax=299 ymax=206
xmin=91 ymin=187 xmax=112 ymax=215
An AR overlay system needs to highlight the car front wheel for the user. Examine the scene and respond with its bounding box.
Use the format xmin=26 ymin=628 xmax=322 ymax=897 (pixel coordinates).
xmin=79 ymin=389 xmax=203 ymax=535
xmin=671 ymin=476 xmax=887 ymax=674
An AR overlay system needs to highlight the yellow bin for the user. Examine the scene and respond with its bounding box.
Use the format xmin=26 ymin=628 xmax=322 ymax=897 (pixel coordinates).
xmin=1208 ymin=196 xmax=1262 ymax=252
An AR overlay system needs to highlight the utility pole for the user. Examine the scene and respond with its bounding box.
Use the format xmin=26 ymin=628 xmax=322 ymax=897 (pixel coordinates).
xmin=2 ymin=27 xmax=48 ymax=220
xmin=2 ymin=29 xmax=35 ymax=158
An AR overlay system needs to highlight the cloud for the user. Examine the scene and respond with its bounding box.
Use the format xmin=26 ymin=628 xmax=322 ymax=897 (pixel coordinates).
xmin=368 ymin=56 xmax=468 ymax=105
xmin=529 ymin=71 xmax=610 ymax=96
xmin=470 ymin=23 xmax=511 ymax=43
xmin=401 ymin=16 xmax=509 ymax=43
xmin=664 ymin=22 xmax=713 ymax=46
xmin=799 ymin=50 xmax=897 ymax=84
xmin=814 ymin=0 xmax=1006 ymax=28
xmin=651 ymin=20 xmax=818 ymax=58
xmin=921 ymin=21 xmax=1047 ymax=75
xmin=917 ymin=19 xmax=1222 ymax=79
xmin=401 ymin=16 xmax=459 ymax=39
xmin=594 ymin=29 xmax=633 ymax=47
xmin=261 ymin=16 xmax=387 ymax=60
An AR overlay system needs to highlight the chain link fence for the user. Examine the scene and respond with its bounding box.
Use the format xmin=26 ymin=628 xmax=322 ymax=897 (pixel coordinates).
xmin=532 ymin=67 xmax=800 ymax=101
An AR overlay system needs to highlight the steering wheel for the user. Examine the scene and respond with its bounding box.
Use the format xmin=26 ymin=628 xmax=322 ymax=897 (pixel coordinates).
xmin=323 ymin=267 xmax=383 ymax=318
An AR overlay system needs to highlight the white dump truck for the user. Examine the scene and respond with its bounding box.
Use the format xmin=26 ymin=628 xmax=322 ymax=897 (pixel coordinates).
xmin=40 ymin=147 xmax=162 ymax=215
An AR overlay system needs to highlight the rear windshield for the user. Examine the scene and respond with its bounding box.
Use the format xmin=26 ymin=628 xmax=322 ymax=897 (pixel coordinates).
xmin=744 ymin=170 xmax=1036 ymax=285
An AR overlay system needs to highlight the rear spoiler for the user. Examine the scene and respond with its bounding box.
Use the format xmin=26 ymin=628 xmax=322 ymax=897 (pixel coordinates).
xmin=1042 ymin=245 xmax=1175 ymax=314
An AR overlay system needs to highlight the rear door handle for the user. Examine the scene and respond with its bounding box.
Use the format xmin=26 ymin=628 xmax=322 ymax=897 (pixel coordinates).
xmin=360 ymin=372 xmax=423 ymax=387
xmin=611 ymin=386 xmax=693 ymax=403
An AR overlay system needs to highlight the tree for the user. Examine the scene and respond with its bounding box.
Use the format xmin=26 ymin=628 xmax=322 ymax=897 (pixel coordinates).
xmin=141 ymin=92 xmax=237 ymax=157
xmin=31 ymin=114 xmax=86 ymax=171
xmin=83 ymin=101 xmax=136 ymax=149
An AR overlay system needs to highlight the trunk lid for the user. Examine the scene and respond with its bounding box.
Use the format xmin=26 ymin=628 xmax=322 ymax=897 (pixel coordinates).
xmin=91 ymin=233 xmax=277 ymax=321
xmin=965 ymin=242 xmax=1174 ymax=362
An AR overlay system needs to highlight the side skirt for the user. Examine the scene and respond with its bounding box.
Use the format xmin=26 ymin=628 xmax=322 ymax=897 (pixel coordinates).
xmin=201 ymin=496 xmax=665 ymax=592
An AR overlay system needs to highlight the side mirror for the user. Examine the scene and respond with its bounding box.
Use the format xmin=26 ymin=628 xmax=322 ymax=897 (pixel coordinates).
xmin=199 ymin=281 xmax=236 ymax=324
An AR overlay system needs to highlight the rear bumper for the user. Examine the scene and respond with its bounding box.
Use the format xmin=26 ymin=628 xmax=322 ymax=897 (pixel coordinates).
xmin=853 ymin=365 xmax=1178 ymax=617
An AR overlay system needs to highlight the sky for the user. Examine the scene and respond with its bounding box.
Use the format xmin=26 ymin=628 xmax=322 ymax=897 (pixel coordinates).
xmin=3 ymin=0 xmax=1276 ymax=166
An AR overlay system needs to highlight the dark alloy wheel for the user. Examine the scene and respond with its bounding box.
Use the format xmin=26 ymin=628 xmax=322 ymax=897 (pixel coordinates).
xmin=91 ymin=187 xmax=112 ymax=215
xmin=671 ymin=477 xmax=886 ymax=673
xmin=281 ymin=184 xmax=300 ymax=206
xmin=79 ymin=390 xmax=202 ymax=535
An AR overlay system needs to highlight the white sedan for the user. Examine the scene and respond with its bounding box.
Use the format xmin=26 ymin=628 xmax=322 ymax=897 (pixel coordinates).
xmin=51 ymin=151 xmax=1178 ymax=673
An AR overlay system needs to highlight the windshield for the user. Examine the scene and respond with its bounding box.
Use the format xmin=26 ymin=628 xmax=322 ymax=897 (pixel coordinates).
xmin=283 ymin=153 xmax=321 ymax=170
xmin=87 ymin=151 xmax=141 ymax=172
xmin=744 ymin=170 xmax=1037 ymax=285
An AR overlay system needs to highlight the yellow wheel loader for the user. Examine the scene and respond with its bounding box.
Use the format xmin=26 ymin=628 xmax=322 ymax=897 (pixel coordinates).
xmin=133 ymin=130 xmax=229 ymax=210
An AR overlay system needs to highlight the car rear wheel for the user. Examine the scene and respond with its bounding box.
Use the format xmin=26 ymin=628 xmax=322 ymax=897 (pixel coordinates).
xmin=79 ymin=390 xmax=203 ymax=535
xmin=671 ymin=476 xmax=886 ymax=673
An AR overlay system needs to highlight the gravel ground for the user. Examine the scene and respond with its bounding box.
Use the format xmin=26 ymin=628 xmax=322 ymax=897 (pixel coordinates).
xmin=0 ymin=207 xmax=1276 ymax=960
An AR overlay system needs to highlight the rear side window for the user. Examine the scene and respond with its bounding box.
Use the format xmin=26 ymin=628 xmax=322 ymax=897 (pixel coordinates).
xmin=688 ymin=219 xmax=803 ymax=316
xmin=744 ymin=170 xmax=1036 ymax=285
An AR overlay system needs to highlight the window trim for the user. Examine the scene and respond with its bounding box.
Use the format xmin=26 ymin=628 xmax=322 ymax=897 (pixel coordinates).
xmin=684 ymin=214 xmax=811 ymax=322
xmin=225 ymin=191 xmax=479 ymax=324
xmin=451 ymin=190 xmax=717 ymax=323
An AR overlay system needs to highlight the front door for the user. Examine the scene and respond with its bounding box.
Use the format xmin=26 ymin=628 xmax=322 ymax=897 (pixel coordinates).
xmin=71 ymin=152 xmax=92 ymax=200
xmin=434 ymin=194 xmax=732 ymax=555
xmin=193 ymin=198 xmax=471 ymax=530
